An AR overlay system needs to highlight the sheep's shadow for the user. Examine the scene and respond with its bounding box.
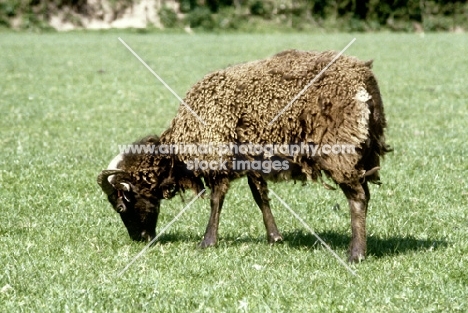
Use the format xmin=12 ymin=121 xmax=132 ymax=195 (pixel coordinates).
xmin=152 ymin=230 xmax=447 ymax=259
xmin=152 ymin=232 xmax=269 ymax=246
xmin=281 ymin=230 xmax=448 ymax=258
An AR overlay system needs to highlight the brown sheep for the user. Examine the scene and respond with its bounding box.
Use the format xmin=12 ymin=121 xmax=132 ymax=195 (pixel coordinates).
xmin=98 ymin=49 xmax=391 ymax=263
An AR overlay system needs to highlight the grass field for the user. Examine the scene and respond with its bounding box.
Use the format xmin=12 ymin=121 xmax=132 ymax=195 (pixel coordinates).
xmin=0 ymin=31 xmax=467 ymax=312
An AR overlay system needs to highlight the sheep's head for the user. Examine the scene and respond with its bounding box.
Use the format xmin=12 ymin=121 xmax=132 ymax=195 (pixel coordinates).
xmin=97 ymin=136 xmax=201 ymax=243
xmin=97 ymin=168 xmax=160 ymax=242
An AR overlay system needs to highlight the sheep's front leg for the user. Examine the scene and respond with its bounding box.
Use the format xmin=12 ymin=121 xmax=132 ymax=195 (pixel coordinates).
xmin=247 ymin=173 xmax=283 ymax=244
xmin=199 ymin=177 xmax=229 ymax=248
xmin=340 ymin=181 xmax=370 ymax=263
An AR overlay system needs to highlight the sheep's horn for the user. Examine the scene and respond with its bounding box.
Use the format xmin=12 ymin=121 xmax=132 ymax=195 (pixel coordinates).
xmin=97 ymin=169 xmax=128 ymax=195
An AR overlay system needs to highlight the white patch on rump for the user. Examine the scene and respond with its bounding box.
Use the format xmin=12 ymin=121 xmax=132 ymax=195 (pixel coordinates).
xmin=354 ymin=87 xmax=372 ymax=102
xmin=354 ymin=87 xmax=371 ymax=144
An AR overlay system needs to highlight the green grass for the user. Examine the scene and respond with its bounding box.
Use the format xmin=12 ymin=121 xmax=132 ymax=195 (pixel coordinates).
xmin=1 ymin=31 xmax=467 ymax=312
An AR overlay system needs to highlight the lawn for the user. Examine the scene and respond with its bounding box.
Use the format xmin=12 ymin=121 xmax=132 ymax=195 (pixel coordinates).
xmin=0 ymin=31 xmax=467 ymax=312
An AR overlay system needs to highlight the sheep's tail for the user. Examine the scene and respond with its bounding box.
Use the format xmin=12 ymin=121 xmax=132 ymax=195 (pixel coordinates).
xmin=362 ymin=68 xmax=392 ymax=184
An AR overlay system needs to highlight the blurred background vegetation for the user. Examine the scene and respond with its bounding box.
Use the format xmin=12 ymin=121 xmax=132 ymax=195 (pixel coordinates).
xmin=1 ymin=0 xmax=467 ymax=32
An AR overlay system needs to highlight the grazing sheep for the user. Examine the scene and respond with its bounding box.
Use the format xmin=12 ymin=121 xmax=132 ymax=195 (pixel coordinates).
xmin=98 ymin=49 xmax=391 ymax=262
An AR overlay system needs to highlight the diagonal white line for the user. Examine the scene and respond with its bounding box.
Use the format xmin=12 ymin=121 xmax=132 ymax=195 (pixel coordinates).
xmin=268 ymin=38 xmax=357 ymax=126
xmin=118 ymin=37 xmax=207 ymax=126
xmin=269 ymin=189 xmax=358 ymax=276
xmin=118 ymin=189 xmax=206 ymax=277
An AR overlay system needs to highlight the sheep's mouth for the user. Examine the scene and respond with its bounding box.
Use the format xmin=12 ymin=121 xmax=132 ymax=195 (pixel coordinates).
xmin=129 ymin=230 xmax=155 ymax=242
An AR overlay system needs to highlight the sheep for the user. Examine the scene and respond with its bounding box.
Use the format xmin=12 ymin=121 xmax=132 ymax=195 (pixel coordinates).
xmin=97 ymin=49 xmax=391 ymax=263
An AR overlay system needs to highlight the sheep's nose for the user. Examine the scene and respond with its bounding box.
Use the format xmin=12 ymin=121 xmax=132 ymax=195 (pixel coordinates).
xmin=141 ymin=231 xmax=151 ymax=242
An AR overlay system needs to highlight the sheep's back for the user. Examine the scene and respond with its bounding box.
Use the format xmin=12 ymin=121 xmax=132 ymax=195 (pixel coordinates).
xmin=162 ymin=49 xmax=387 ymax=184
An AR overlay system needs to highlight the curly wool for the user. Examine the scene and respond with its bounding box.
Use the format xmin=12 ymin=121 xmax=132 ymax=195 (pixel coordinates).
xmin=160 ymin=49 xmax=389 ymax=185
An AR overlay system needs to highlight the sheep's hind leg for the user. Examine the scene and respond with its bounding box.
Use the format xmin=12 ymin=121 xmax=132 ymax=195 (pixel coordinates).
xmin=340 ymin=181 xmax=370 ymax=263
xmin=247 ymin=173 xmax=283 ymax=244
xmin=199 ymin=177 xmax=230 ymax=248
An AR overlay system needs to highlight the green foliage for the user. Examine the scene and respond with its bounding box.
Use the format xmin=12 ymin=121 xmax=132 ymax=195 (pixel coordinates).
xmin=159 ymin=6 xmax=178 ymax=28
xmin=214 ymin=7 xmax=243 ymax=30
xmin=1 ymin=0 xmax=468 ymax=31
xmin=249 ymin=0 xmax=274 ymax=18
xmin=0 ymin=0 xmax=17 ymax=17
xmin=180 ymin=0 xmax=468 ymax=32
xmin=185 ymin=6 xmax=215 ymax=30
xmin=179 ymin=0 xmax=194 ymax=13
xmin=0 ymin=0 xmax=26 ymax=27
xmin=0 ymin=32 xmax=467 ymax=311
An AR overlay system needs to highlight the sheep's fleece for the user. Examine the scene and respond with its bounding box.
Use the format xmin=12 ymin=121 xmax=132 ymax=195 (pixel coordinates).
xmin=98 ymin=49 xmax=390 ymax=263
xmin=160 ymin=49 xmax=388 ymax=185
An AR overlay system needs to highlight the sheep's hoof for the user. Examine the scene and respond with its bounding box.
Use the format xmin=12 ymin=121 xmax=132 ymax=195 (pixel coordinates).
xmin=198 ymin=238 xmax=216 ymax=249
xmin=347 ymin=250 xmax=366 ymax=263
xmin=267 ymin=233 xmax=283 ymax=244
